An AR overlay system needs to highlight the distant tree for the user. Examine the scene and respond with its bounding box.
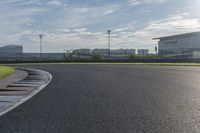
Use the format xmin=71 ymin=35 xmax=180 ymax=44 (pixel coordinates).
xmin=72 ymin=50 xmax=80 ymax=59
xmin=143 ymin=55 xmax=159 ymax=59
xmin=65 ymin=50 xmax=79 ymax=61
xmin=128 ymin=54 xmax=137 ymax=59
xmin=91 ymin=54 xmax=103 ymax=60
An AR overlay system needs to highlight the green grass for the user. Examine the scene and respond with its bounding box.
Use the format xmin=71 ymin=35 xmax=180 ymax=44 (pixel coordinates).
xmin=0 ymin=66 xmax=15 ymax=80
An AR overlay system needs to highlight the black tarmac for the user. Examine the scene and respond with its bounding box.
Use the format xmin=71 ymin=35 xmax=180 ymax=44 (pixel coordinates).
xmin=0 ymin=64 xmax=200 ymax=133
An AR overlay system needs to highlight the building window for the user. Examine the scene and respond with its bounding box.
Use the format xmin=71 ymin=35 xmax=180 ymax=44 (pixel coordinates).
xmin=164 ymin=41 xmax=178 ymax=45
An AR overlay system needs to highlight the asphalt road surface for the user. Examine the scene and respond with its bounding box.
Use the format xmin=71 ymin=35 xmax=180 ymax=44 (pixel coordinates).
xmin=0 ymin=64 xmax=200 ymax=133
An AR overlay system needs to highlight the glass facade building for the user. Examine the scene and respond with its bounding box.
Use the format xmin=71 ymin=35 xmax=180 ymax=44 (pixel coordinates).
xmin=154 ymin=32 xmax=200 ymax=57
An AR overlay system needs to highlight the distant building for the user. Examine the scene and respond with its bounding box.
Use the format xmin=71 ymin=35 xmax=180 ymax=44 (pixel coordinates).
xmin=137 ymin=49 xmax=149 ymax=56
xmin=153 ymin=32 xmax=200 ymax=57
xmin=111 ymin=49 xmax=136 ymax=55
xmin=92 ymin=49 xmax=109 ymax=55
xmin=76 ymin=49 xmax=91 ymax=55
xmin=0 ymin=45 xmax=23 ymax=56
xmin=92 ymin=48 xmax=136 ymax=55
xmin=192 ymin=50 xmax=200 ymax=59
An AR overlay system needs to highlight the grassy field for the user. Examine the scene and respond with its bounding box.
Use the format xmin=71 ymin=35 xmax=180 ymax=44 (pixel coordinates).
xmin=0 ymin=66 xmax=15 ymax=80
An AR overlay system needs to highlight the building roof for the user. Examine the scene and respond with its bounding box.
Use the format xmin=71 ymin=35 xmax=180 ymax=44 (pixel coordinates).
xmin=152 ymin=31 xmax=200 ymax=41
xmin=6 ymin=45 xmax=22 ymax=47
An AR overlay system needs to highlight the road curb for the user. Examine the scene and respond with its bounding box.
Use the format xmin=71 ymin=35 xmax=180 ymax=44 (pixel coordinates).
xmin=0 ymin=68 xmax=52 ymax=117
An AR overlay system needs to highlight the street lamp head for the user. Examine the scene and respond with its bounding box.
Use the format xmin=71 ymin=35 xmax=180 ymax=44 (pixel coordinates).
xmin=107 ymin=30 xmax=112 ymax=34
xmin=39 ymin=34 xmax=43 ymax=39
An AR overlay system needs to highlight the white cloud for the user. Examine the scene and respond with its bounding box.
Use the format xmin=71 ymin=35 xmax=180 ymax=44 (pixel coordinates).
xmin=104 ymin=9 xmax=114 ymax=14
xmin=71 ymin=7 xmax=89 ymax=13
xmin=114 ymin=27 xmax=130 ymax=32
xmin=57 ymin=29 xmax=71 ymax=33
xmin=144 ymin=14 xmax=200 ymax=37
xmin=73 ymin=28 xmax=88 ymax=33
xmin=128 ymin=0 xmax=166 ymax=5
xmin=128 ymin=0 xmax=140 ymax=5
xmin=0 ymin=0 xmax=41 ymax=6
xmin=48 ymin=0 xmax=62 ymax=6
xmin=68 ymin=4 xmax=121 ymax=17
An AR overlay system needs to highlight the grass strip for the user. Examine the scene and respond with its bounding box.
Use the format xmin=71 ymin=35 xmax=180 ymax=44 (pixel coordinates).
xmin=0 ymin=66 xmax=15 ymax=80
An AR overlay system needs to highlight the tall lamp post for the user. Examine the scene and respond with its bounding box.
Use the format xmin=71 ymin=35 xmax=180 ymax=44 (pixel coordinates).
xmin=107 ymin=30 xmax=111 ymax=57
xmin=155 ymin=46 xmax=157 ymax=55
xmin=39 ymin=34 xmax=43 ymax=56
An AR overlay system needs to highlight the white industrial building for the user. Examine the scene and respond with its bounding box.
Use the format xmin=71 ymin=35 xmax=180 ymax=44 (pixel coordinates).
xmin=92 ymin=49 xmax=109 ymax=55
xmin=91 ymin=48 xmax=136 ymax=56
xmin=153 ymin=32 xmax=200 ymax=58
xmin=111 ymin=49 xmax=136 ymax=55
xmin=76 ymin=49 xmax=91 ymax=55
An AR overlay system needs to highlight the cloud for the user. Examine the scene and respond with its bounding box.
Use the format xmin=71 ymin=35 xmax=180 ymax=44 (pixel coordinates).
xmin=71 ymin=7 xmax=89 ymax=13
xmin=144 ymin=14 xmax=200 ymax=37
xmin=73 ymin=28 xmax=88 ymax=33
xmin=57 ymin=29 xmax=71 ymax=33
xmin=0 ymin=0 xmax=41 ymax=6
xmin=128 ymin=0 xmax=166 ymax=5
xmin=48 ymin=0 xmax=62 ymax=6
xmin=68 ymin=4 xmax=121 ymax=16
xmin=114 ymin=27 xmax=130 ymax=32
xmin=104 ymin=9 xmax=114 ymax=14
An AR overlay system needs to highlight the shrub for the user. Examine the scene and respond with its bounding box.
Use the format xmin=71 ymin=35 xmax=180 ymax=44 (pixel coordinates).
xmin=0 ymin=66 xmax=15 ymax=80
xmin=128 ymin=54 xmax=137 ymax=59
xmin=91 ymin=54 xmax=103 ymax=60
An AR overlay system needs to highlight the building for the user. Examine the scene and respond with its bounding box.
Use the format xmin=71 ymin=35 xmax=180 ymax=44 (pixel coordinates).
xmin=92 ymin=48 xmax=136 ymax=55
xmin=111 ymin=49 xmax=136 ymax=55
xmin=92 ymin=49 xmax=109 ymax=55
xmin=0 ymin=45 xmax=23 ymax=56
xmin=153 ymin=32 xmax=200 ymax=57
xmin=75 ymin=49 xmax=91 ymax=55
xmin=137 ymin=49 xmax=149 ymax=56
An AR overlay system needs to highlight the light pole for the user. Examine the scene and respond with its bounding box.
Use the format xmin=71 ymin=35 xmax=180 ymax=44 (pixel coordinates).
xmin=39 ymin=34 xmax=43 ymax=56
xmin=107 ymin=30 xmax=111 ymax=57
xmin=155 ymin=46 xmax=157 ymax=55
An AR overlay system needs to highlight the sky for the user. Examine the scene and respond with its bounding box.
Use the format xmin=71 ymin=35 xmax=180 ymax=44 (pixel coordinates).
xmin=0 ymin=0 xmax=200 ymax=53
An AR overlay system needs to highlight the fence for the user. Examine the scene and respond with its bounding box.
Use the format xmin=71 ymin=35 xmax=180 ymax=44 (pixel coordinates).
xmin=0 ymin=52 xmax=200 ymax=63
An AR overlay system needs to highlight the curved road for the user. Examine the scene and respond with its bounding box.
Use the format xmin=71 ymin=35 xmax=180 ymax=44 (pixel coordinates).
xmin=0 ymin=64 xmax=200 ymax=133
